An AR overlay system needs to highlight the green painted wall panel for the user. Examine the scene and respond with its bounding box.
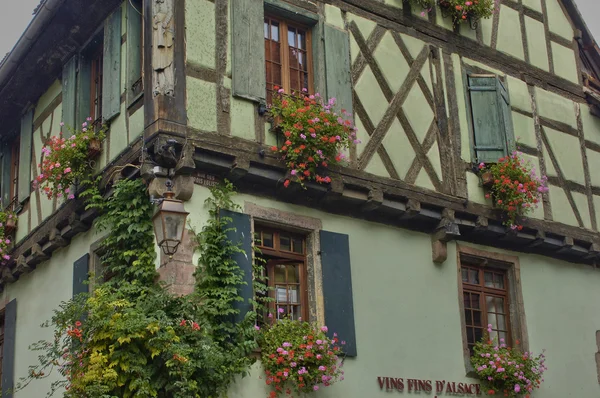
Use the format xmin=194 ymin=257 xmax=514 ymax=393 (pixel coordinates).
xmin=551 ymin=42 xmax=579 ymax=84
xmin=186 ymin=0 xmax=216 ymax=69
xmin=545 ymin=0 xmax=573 ymax=40
xmin=187 ymin=77 xmax=217 ymax=132
xmin=535 ymin=87 xmax=577 ymax=127
xmin=525 ymin=17 xmax=549 ymax=72
xmin=496 ymin=6 xmax=524 ymax=60
xmin=544 ymin=126 xmax=584 ymax=185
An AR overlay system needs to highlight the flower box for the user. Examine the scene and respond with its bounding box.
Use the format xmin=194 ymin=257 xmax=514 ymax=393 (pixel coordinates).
xmin=480 ymin=170 xmax=494 ymax=188
xmin=88 ymin=138 xmax=102 ymax=158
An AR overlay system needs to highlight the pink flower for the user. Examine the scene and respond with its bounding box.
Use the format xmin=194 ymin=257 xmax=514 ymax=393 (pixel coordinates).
xmin=313 ymin=386 xmax=319 ymax=391
xmin=254 ymin=325 xmax=260 ymax=331
xmin=514 ymin=384 xmax=521 ymax=393
xmin=2 ymin=255 xmax=9 ymax=260
xmin=268 ymin=313 xmax=273 ymax=318
xmin=4 ymin=239 xmax=10 ymax=244
xmin=60 ymin=122 xmax=65 ymax=127
xmin=321 ymin=326 xmax=328 ymax=332
xmin=64 ymin=167 xmax=72 ymax=174
xmin=68 ymin=194 xmax=75 ymax=200
xmin=278 ymin=307 xmax=284 ymax=314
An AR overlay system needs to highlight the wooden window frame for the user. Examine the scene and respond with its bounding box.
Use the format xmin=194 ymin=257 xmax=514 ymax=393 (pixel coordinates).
xmin=0 ymin=309 xmax=4 ymax=389
xmin=456 ymin=245 xmax=528 ymax=374
xmin=255 ymin=227 xmax=309 ymax=322
xmin=264 ymin=14 xmax=314 ymax=103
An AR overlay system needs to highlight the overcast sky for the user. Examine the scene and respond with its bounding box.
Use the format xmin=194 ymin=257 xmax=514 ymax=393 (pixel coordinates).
xmin=0 ymin=0 xmax=598 ymax=60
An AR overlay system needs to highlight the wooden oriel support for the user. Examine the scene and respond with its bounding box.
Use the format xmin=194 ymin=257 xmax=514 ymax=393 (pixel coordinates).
xmin=361 ymin=188 xmax=384 ymax=212
xmin=432 ymin=209 xmax=461 ymax=264
xmin=14 ymin=255 xmax=32 ymax=276
xmin=27 ymin=243 xmax=49 ymax=266
xmin=1 ymin=266 xmax=15 ymax=283
xmin=401 ymin=199 xmax=421 ymax=220
xmin=228 ymin=156 xmax=250 ymax=182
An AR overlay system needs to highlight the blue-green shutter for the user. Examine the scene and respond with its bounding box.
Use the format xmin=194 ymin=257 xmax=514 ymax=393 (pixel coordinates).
xmin=73 ymin=253 xmax=90 ymax=297
xmin=467 ymin=76 xmax=511 ymax=163
xmin=102 ymin=8 xmax=122 ymax=121
xmin=497 ymin=78 xmax=515 ymax=152
xmin=1 ymin=299 xmax=16 ymax=397
xmin=1 ymin=145 xmax=11 ymax=208
xmin=126 ymin=0 xmax=143 ymax=102
xmin=77 ymin=54 xmax=92 ymax=127
xmin=18 ymin=109 xmax=34 ymax=203
xmin=220 ymin=209 xmax=254 ymax=323
xmin=62 ymin=56 xmax=77 ymax=132
xmin=231 ymin=0 xmax=266 ymax=102
xmin=320 ymin=231 xmax=357 ymax=357
xmin=324 ymin=24 xmax=353 ymax=117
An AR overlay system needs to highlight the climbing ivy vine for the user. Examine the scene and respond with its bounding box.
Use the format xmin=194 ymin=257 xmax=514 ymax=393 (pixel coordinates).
xmin=17 ymin=177 xmax=260 ymax=398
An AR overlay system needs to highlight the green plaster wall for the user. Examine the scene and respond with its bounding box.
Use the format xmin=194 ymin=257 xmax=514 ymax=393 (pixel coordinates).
xmin=551 ymin=42 xmax=578 ymax=84
xmin=187 ymin=77 xmax=217 ymax=132
xmin=535 ymin=87 xmax=577 ymax=127
xmin=545 ymin=0 xmax=573 ymax=40
xmin=525 ymin=17 xmax=549 ymax=72
xmin=186 ymin=0 xmax=216 ymax=69
xmin=496 ymin=6 xmax=525 ymax=61
xmin=184 ymin=185 xmax=600 ymax=397
xmin=6 ymin=228 xmax=105 ymax=398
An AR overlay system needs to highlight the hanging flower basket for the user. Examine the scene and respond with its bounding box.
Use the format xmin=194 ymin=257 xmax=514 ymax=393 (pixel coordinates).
xmin=268 ymin=87 xmax=360 ymax=188
xmin=477 ymin=153 xmax=548 ymax=230
xmin=88 ymin=138 xmax=102 ymax=159
xmin=438 ymin=0 xmax=495 ymax=26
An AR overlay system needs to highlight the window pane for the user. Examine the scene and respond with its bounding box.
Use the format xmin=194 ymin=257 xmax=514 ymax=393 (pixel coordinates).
xmin=473 ymin=310 xmax=482 ymax=327
xmin=486 ymin=295 xmax=496 ymax=313
xmin=274 ymin=265 xmax=285 ymax=283
xmin=489 ymin=329 xmax=498 ymax=341
xmin=298 ymin=31 xmax=306 ymax=50
xmin=484 ymin=271 xmax=493 ymax=287
xmin=275 ymin=285 xmax=287 ymax=302
xmin=290 ymin=305 xmax=301 ymax=321
xmin=497 ymin=314 xmax=506 ymax=330
xmin=498 ymin=331 xmax=507 ymax=342
xmin=464 ymin=310 xmax=472 ymax=325
xmin=468 ymin=269 xmax=479 ymax=284
xmin=474 ymin=327 xmax=483 ymax=343
xmin=488 ymin=312 xmax=497 ymax=330
xmin=271 ymin=22 xmax=279 ymax=41
xmin=463 ymin=292 xmax=470 ymax=308
xmin=462 ymin=269 xmax=468 ymax=283
xmin=280 ymin=235 xmax=291 ymax=251
xmin=466 ymin=327 xmax=475 ymax=344
xmin=264 ymin=21 xmax=269 ymax=39
xmin=262 ymin=232 xmax=273 ymax=248
xmin=286 ymin=264 xmax=299 ymax=283
xmin=494 ymin=273 xmax=504 ymax=289
xmin=288 ymin=28 xmax=296 ymax=48
xmin=471 ymin=293 xmax=480 ymax=309
xmin=292 ymin=237 xmax=303 ymax=254
xmin=495 ymin=297 xmax=505 ymax=313
xmin=288 ymin=285 xmax=299 ymax=303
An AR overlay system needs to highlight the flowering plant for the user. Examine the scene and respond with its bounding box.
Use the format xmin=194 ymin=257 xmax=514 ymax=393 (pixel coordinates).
xmin=471 ymin=324 xmax=546 ymax=397
xmin=35 ymin=118 xmax=107 ymax=200
xmin=438 ymin=0 xmax=496 ymax=25
xmin=478 ymin=152 xmax=548 ymax=230
xmin=269 ymin=88 xmax=360 ymax=188
xmin=260 ymin=315 xmax=345 ymax=397
xmin=0 ymin=214 xmax=15 ymax=266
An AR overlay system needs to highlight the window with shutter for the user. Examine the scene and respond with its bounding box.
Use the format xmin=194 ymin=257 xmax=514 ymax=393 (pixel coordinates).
xmin=465 ymin=74 xmax=515 ymax=164
xmin=231 ymin=0 xmax=353 ymax=118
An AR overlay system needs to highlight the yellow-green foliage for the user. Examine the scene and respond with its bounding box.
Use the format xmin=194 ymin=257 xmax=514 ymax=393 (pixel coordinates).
xmin=17 ymin=179 xmax=260 ymax=398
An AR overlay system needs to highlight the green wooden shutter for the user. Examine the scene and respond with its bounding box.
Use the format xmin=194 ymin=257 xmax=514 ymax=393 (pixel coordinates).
xmin=1 ymin=299 xmax=16 ymax=397
xmin=1 ymin=145 xmax=11 ymax=208
xmin=126 ymin=0 xmax=143 ymax=102
xmin=231 ymin=0 xmax=266 ymax=102
xmin=18 ymin=109 xmax=34 ymax=203
xmin=73 ymin=253 xmax=90 ymax=297
xmin=320 ymin=230 xmax=357 ymax=357
xmin=62 ymin=56 xmax=77 ymax=132
xmin=103 ymin=7 xmax=123 ymax=121
xmin=497 ymin=78 xmax=515 ymax=152
xmin=220 ymin=209 xmax=254 ymax=324
xmin=324 ymin=24 xmax=353 ymax=117
xmin=467 ymin=76 xmax=509 ymax=163
xmin=77 ymin=54 xmax=92 ymax=127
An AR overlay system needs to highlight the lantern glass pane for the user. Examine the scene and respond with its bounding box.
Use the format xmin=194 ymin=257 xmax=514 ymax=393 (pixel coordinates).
xmin=153 ymin=214 xmax=165 ymax=244
xmin=164 ymin=212 xmax=185 ymax=241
